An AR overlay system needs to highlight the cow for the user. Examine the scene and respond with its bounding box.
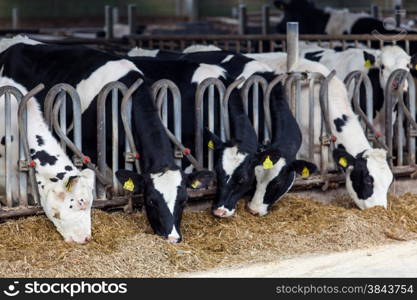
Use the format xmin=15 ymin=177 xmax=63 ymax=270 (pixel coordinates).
xmin=244 ymin=51 xmax=394 ymax=210
xmin=0 ymin=35 xmax=212 ymax=243
xmin=128 ymin=49 xmax=316 ymax=217
xmin=274 ymin=0 xmax=369 ymax=35
xmin=274 ymin=0 xmax=417 ymax=55
xmin=299 ymin=43 xmax=411 ymax=136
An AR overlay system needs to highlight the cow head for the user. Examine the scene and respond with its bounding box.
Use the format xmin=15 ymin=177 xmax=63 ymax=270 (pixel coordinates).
xmin=333 ymin=148 xmax=393 ymax=209
xmin=41 ymin=168 xmax=95 ymax=244
xmin=377 ymin=46 xmax=410 ymax=92
xmin=247 ymin=149 xmax=317 ymax=216
xmin=116 ymin=168 xmax=213 ymax=243
xmin=205 ymin=130 xmax=264 ymax=218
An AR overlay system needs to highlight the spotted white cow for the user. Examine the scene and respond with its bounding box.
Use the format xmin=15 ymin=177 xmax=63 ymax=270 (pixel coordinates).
xmin=245 ymin=52 xmax=393 ymax=210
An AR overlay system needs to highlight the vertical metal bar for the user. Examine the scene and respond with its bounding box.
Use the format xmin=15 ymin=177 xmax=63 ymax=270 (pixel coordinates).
xmin=128 ymin=4 xmax=137 ymax=35
xmin=113 ymin=7 xmax=119 ymax=24
xmin=59 ymin=91 xmax=67 ymax=152
xmin=371 ymin=4 xmax=380 ymax=19
xmin=262 ymin=4 xmax=270 ymax=35
xmin=208 ymin=85 xmax=215 ymax=170
xmin=308 ymin=79 xmax=315 ymax=163
xmin=5 ymin=93 xmax=12 ymax=207
xmin=286 ymin=22 xmax=299 ymax=72
xmin=19 ymin=99 xmax=28 ymax=207
xmin=124 ymin=98 xmax=134 ymax=171
xmin=396 ymin=97 xmax=404 ymax=166
xmin=112 ymin=88 xmax=119 ymax=193
xmin=395 ymin=4 xmax=402 ymax=27
xmin=162 ymin=87 xmax=168 ymax=127
xmin=253 ymin=82 xmax=259 ymax=136
xmin=407 ymin=80 xmax=416 ymax=164
xmin=12 ymin=7 xmax=19 ymax=29
xmin=238 ymin=4 xmax=247 ymax=35
xmin=105 ymin=5 xmax=114 ymax=39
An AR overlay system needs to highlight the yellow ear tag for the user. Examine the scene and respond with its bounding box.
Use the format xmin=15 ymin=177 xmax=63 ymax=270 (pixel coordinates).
xmin=415 ymin=65 xmax=417 ymax=71
xmin=364 ymin=59 xmax=372 ymax=68
xmin=339 ymin=157 xmax=348 ymax=168
xmin=65 ymin=180 xmax=73 ymax=192
xmin=208 ymin=140 xmax=214 ymax=150
xmin=123 ymin=178 xmax=135 ymax=192
xmin=301 ymin=167 xmax=310 ymax=178
xmin=191 ymin=179 xmax=201 ymax=189
xmin=263 ymin=156 xmax=274 ymax=169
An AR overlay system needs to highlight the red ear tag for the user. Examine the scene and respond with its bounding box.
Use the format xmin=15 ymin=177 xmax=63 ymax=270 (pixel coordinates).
xmin=83 ymin=156 xmax=91 ymax=164
xmin=135 ymin=153 xmax=140 ymax=159
xmin=28 ymin=161 xmax=36 ymax=168
xmin=375 ymin=132 xmax=382 ymax=138
xmin=183 ymin=148 xmax=191 ymax=155
xmin=331 ymin=136 xmax=337 ymax=142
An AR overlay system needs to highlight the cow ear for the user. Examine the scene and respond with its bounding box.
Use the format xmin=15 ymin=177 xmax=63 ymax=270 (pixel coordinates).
xmin=289 ymin=160 xmax=317 ymax=178
xmin=80 ymin=168 xmax=95 ymax=189
xmin=115 ymin=170 xmax=143 ymax=194
xmin=363 ymin=51 xmax=376 ymax=68
xmin=204 ymin=128 xmax=224 ymax=150
xmin=254 ymin=149 xmax=281 ymax=170
xmin=187 ymin=170 xmax=215 ymax=189
xmin=333 ymin=148 xmax=356 ymax=170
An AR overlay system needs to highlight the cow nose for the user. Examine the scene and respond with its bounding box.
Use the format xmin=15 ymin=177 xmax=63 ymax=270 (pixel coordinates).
xmin=213 ymin=208 xmax=228 ymax=218
xmin=167 ymin=236 xmax=179 ymax=243
xmin=247 ymin=205 xmax=260 ymax=216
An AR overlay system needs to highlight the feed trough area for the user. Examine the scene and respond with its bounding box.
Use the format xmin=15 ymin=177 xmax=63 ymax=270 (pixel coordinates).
xmin=1 ymin=0 xmax=417 ymax=280
xmin=1 ymin=192 xmax=417 ymax=277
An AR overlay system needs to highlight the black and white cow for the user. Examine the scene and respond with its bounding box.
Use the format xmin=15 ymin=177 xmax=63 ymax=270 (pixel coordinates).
xmin=245 ymin=51 xmax=393 ymax=209
xmin=299 ymin=43 xmax=411 ymax=135
xmin=0 ymin=36 xmax=212 ymax=243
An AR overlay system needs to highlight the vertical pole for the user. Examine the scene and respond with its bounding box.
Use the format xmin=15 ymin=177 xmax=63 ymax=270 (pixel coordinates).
xmin=238 ymin=4 xmax=247 ymax=35
xmin=176 ymin=0 xmax=183 ymax=16
xmin=262 ymin=4 xmax=270 ymax=35
xmin=395 ymin=4 xmax=402 ymax=27
xmin=188 ymin=0 xmax=199 ymax=21
xmin=286 ymin=22 xmax=299 ymax=72
xmin=128 ymin=4 xmax=137 ymax=34
xmin=12 ymin=8 xmax=19 ymax=29
xmin=105 ymin=5 xmax=114 ymax=39
xmin=371 ymin=4 xmax=380 ymax=19
xmin=113 ymin=7 xmax=119 ymax=24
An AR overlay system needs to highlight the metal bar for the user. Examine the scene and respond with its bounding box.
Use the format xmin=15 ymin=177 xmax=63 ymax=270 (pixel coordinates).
xmin=12 ymin=7 xmax=19 ymax=29
xmin=105 ymin=5 xmax=114 ymax=40
xmin=261 ymin=4 xmax=270 ymax=35
xmin=371 ymin=4 xmax=380 ymax=19
xmin=4 ymin=92 xmax=12 ymax=206
xmin=128 ymin=4 xmax=137 ymax=35
xmin=17 ymin=84 xmax=45 ymax=206
xmin=238 ymin=4 xmax=247 ymax=35
xmin=286 ymin=22 xmax=299 ymax=72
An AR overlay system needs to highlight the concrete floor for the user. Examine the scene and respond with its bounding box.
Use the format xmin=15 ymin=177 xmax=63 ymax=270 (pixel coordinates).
xmin=183 ymin=241 xmax=417 ymax=277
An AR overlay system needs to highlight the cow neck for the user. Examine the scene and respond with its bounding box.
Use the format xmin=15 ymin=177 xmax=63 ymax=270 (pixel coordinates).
xmin=26 ymin=98 xmax=79 ymax=185
xmin=228 ymin=90 xmax=258 ymax=154
xmin=269 ymin=86 xmax=302 ymax=161
xmin=131 ymin=86 xmax=177 ymax=174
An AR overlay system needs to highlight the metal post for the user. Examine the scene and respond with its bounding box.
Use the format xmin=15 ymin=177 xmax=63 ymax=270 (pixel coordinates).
xmin=176 ymin=0 xmax=184 ymax=16
xmin=187 ymin=0 xmax=199 ymax=21
xmin=371 ymin=4 xmax=380 ymax=19
xmin=12 ymin=8 xmax=19 ymax=29
xmin=286 ymin=22 xmax=299 ymax=72
xmin=238 ymin=4 xmax=247 ymax=35
xmin=262 ymin=4 xmax=270 ymax=35
xmin=105 ymin=5 xmax=114 ymax=39
xmin=395 ymin=4 xmax=402 ymax=27
xmin=113 ymin=7 xmax=119 ymax=24
xmin=128 ymin=4 xmax=137 ymax=35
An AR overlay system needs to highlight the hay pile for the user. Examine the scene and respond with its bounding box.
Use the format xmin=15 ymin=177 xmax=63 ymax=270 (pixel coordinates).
xmin=0 ymin=193 xmax=417 ymax=277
